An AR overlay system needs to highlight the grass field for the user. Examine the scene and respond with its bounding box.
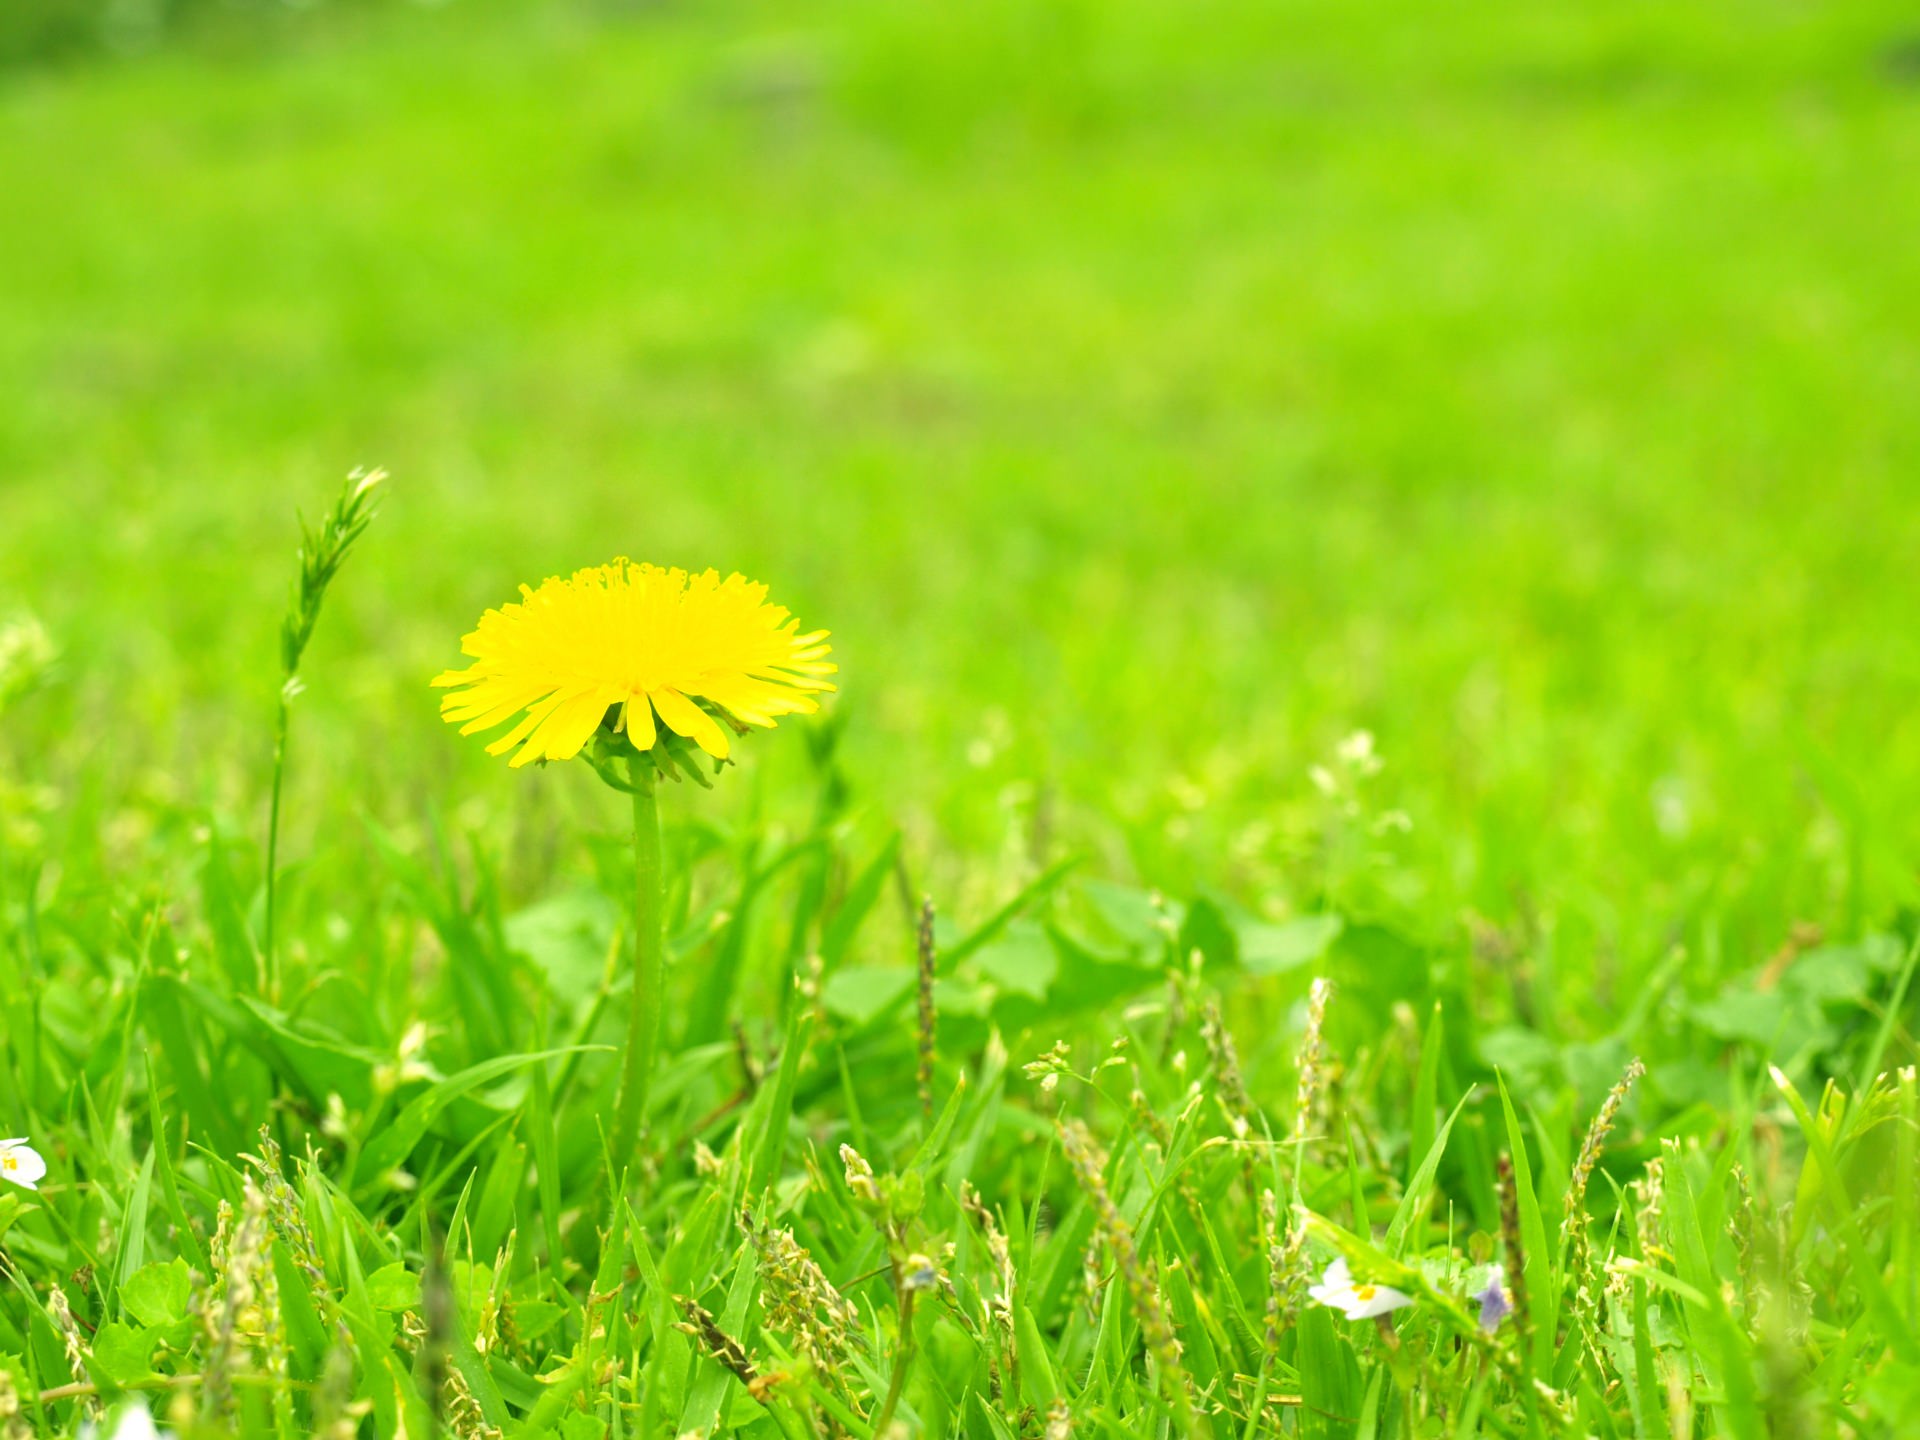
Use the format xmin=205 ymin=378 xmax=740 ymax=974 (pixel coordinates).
xmin=1 ymin=1 xmax=1918 ymax=1435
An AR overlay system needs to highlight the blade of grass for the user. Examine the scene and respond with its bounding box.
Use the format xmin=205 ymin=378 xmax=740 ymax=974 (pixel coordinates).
xmin=1769 ymin=1066 xmax=1917 ymax=1362
xmin=1498 ymin=1073 xmax=1556 ymax=1383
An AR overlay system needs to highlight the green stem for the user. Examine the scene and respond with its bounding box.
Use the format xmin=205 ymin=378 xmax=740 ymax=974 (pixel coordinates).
xmin=872 ymin=1289 xmax=917 ymax=1435
xmin=610 ymin=752 xmax=665 ymax=1176
xmin=263 ymin=691 xmax=291 ymax=1003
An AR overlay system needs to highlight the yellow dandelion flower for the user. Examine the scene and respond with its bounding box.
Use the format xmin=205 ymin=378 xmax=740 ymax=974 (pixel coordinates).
xmin=432 ymin=560 xmax=835 ymax=769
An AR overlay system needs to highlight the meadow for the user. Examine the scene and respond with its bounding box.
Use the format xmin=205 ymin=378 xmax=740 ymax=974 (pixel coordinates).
xmin=1 ymin=0 xmax=1918 ymax=1435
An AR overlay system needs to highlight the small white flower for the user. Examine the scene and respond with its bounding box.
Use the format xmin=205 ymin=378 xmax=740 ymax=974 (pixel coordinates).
xmin=1336 ymin=730 xmax=1381 ymax=773
xmin=1308 ymin=1258 xmax=1413 ymax=1320
xmin=80 ymin=1398 xmax=172 ymax=1440
xmin=0 ymin=1138 xmax=46 ymax=1191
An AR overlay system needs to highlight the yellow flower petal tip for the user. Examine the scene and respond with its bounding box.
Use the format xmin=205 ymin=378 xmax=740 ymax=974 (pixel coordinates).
xmin=433 ymin=560 xmax=835 ymax=770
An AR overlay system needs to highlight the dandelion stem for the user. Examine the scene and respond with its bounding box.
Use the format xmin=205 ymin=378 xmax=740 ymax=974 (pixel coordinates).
xmin=611 ymin=751 xmax=666 ymax=1175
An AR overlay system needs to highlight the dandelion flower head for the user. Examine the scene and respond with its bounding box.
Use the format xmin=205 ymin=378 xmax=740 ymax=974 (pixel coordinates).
xmin=434 ymin=561 xmax=834 ymax=769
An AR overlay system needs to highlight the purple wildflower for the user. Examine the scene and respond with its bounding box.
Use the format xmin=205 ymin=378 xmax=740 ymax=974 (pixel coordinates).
xmin=1472 ymin=1265 xmax=1511 ymax=1332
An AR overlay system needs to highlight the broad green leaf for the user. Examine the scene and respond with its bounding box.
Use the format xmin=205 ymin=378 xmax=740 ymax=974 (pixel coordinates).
xmin=353 ymin=1045 xmax=591 ymax=1184
xmin=1238 ymin=913 xmax=1344 ymax=977
xmin=365 ymin=1262 xmax=422 ymax=1312
xmin=90 ymin=1322 xmax=156 ymax=1386
xmin=120 ymin=1258 xmax=191 ymax=1329
xmin=821 ymin=965 xmax=914 ymax=1024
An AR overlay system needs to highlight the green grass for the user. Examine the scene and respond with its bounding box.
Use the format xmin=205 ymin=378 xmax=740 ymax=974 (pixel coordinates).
xmin=1 ymin=0 xmax=1918 ymax=1434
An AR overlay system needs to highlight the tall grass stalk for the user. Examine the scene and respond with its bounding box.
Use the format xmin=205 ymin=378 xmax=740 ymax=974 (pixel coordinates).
xmin=1056 ymin=1118 xmax=1200 ymax=1438
xmin=915 ymin=895 xmax=937 ymax=1119
xmin=264 ymin=468 xmax=384 ymax=1001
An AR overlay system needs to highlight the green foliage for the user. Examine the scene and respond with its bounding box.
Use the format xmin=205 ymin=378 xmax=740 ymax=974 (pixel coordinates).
xmin=0 ymin=0 xmax=1918 ymax=1434
xmin=2 ymin=682 xmax=1914 ymax=1433
xmin=0 ymin=0 xmax=402 ymax=69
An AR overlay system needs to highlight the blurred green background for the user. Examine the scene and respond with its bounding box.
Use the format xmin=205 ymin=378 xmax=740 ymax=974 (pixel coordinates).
xmin=2 ymin=0 xmax=1917 ymax=990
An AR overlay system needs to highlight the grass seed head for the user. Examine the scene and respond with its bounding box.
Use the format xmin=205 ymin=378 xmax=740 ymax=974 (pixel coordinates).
xmin=744 ymin=1210 xmax=858 ymax=1379
xmin=1199 ymin=1000 xmax=1251 ymax=1140
xmin=46 ymin=1286 xmax=96 ymax=1420
xmin=201 ymin=1180 xmax=273 ymax=1421
xmin=1056 ymin=1119 xmax=1198 ymax=1434
xmin=281 ymin=468 xmax=386 ymax=681
xmin=0 ymin=1363 xmax=32 ymax=1440
xmin=1495 ymin=1152 xmax=1532 ymax=1341
xmin=1568 ymin=1056 xmax=1646 ymax=1224
xmin=1293 ymin=977 xmax=1333 ymax=1149
xmin=840 ymin=1143 xmax=880 ymax=1205
xmin=960 ymin=1181 xmax=1016 ymax=1336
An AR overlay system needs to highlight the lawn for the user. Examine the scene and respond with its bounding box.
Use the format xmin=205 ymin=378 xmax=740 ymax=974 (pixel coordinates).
xmin=0 ymin=0 xmax=1917 ymax=1434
